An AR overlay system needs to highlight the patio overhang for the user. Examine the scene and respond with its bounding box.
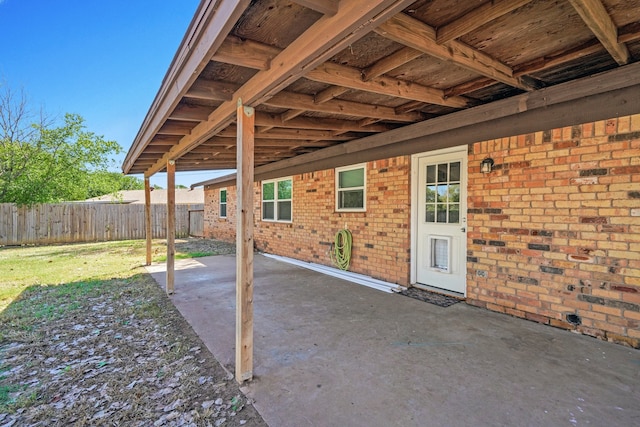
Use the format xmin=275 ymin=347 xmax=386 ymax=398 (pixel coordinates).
xmin=123 ymin=0 xmax=640 ymax=178
xmin=122 ymin=0 xmax=640 ymax=384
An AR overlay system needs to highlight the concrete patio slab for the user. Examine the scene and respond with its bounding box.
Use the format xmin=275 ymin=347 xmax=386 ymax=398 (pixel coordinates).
xmin=147 ymin=254 xmax=640 ymax=427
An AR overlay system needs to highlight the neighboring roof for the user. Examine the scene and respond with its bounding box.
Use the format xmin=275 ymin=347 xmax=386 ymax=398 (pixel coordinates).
xmin=123 ymin=0 xmax=640 ymax=179
xmin=85 ymin=188 xmax=204 ymax=205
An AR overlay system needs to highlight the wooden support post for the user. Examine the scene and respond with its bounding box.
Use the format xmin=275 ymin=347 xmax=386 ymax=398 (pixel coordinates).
xmin=235 ymin=99 xmax=255 ymax=383
xmin=144 ymin=177 xmax=152 ymax=266
xmin=166 ymin=160 xmax=176 ymax=295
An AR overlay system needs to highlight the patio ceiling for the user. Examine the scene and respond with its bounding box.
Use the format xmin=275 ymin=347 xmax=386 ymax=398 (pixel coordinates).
xmin=122 ymin=0 xmax=640 ymax=177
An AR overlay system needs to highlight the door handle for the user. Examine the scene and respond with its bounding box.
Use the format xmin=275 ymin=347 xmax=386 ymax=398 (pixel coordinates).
xmin=461 ymin=227 xmax=466 ymax=232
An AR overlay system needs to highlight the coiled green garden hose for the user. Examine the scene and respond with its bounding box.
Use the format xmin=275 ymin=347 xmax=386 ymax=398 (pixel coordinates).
xmin=331 ymin=229 xmax=352 ymax=271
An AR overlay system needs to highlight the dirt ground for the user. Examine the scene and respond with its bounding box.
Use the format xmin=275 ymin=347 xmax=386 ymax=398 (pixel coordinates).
xmin=0 ymin=238 xmax=267 ymax=427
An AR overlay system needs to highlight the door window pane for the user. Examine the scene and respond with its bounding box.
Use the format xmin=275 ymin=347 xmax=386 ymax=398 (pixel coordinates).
xmin=425 ymin=205 xmax=435 ymax=222
xmin=426 ymin=185 xmax=436 ymax=203
xmin=449 ymin=204 xmax=459 ymax=223
xmin=437 ymin=164 xmax=448 ymax=182
xmin=450 ymin=162 xmax=461 ymax=182
xmin=424 ymin=160 xmax=462 ymax=224
xmin=426 ymin=165 xmax=436 ymax=183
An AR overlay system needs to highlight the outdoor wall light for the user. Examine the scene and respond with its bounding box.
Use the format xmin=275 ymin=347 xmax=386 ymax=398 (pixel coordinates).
xmin=480 ymin=157 xmax=494 ymax=173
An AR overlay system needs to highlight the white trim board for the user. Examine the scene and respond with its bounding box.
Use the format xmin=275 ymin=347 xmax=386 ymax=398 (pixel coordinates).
xmin=263 ymin=253 xmax=401 ymax=293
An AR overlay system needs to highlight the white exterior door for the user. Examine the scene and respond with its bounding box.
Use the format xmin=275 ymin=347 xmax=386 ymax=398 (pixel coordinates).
xmin=414 ymin=148 xmax=467 ymax=295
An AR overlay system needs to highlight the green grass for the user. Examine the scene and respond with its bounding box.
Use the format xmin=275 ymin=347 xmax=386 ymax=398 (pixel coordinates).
xmin=0 ymin=240 xmax=148 ymax=312
xmin=0 ymin=239 xmax=213 ymax=312
xmin=0 ymin=384 xmax=21 ymax=405
xmin=154 ymin=250 xmax=214 ymax=262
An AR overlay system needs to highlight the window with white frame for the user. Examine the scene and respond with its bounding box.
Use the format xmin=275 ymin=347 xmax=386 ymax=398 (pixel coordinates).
xmin=219 ymin=188 xmax=227 ymax=218
xmin=262 ymin=177 xmax=292 ymax=222
xmin=336 ymin=164 xmax=366 ymax=212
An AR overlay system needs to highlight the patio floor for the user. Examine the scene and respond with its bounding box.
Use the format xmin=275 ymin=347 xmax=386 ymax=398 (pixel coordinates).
xmin=147 ymin=254 xmax=640 ymax=427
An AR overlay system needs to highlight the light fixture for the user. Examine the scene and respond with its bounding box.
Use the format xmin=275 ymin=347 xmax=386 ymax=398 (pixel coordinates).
xmin=480 ymin=157 xmax=494 ymax=173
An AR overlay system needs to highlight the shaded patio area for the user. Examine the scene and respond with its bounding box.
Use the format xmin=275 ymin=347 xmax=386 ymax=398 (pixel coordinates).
xmin=148 ymin=254 xmax=640 ymax=427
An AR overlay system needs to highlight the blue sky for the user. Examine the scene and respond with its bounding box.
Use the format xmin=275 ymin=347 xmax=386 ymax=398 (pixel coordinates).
xmin=0 ymin=0 xmax=233 ymax=188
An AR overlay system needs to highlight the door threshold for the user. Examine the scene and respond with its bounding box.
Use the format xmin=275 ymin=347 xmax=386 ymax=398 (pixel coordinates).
xmin=411 ymin=283 xmax=465 ymax=299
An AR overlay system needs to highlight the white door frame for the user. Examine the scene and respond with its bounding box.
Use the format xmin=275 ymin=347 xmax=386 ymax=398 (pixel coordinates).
xmin=410 ymin=145 xmax=468 ymax=296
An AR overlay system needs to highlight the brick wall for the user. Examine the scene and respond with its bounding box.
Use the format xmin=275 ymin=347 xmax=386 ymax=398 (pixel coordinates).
xmin=203 ymin=114 xmax=640 ymax=347
xmin=204 ymin=156 xmax=412 ymax=285
xmin=467 ymin=114 xmax=640 ymax=348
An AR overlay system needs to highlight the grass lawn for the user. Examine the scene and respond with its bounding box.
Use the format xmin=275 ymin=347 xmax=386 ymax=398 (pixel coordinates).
xmin=0 ymin=239 xmax=218 ymax=312
xmin=0 ymin=240 xmax=147 ymax=313
xmin=0 ymin=239 xmax=259 ymax=426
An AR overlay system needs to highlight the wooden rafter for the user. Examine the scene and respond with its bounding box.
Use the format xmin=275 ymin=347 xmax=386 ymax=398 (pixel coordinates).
xmin=217 ymin=127 xmax=357 ymax=140
xmin=436 ymin=0 xmax=534 ymax=44
xmin=169 ymin=104 xmax=213 ymax=122
xmin=306 ymin=62 xmax=470 ymax=108
xmin=376 ymin=13 xmax=533 ymax=91
xmin=211 ymin=35 xmax=280 ymax=70
xmin=194 ymin=137 xmax=335 ymax=148
xmin=567 ymin=0 xmax=629 ymax=65
xmin=314 ymin=86 xmax=350 ymax=103
xmin=185 ymin=80 xmax=237 ymax=101
xmin=292 ymin=0 xmax=339 ymax=15
xmin=254 ymin=111 xmax=395 ymax=132
xmin=362 ymin=46 xmax=423 ymax=81
xmin=143 ymin=0 xmax=416 ymax=176
xmin=124 ymin=0 xmax=640 ymax=177
xmin=263 ymin=91 xmax=423 ymax=122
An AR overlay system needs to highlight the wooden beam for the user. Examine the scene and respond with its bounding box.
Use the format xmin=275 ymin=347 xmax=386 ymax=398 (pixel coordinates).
xmin=280 ymin=109 xmax=305 ymax=122
xmin=185 ymin=79 xmax=237 ymax=101
xmin=166 ymin=159 xmax=176 ymax=295
xmin=255 ymin=111 xmax=395 ymax=132
xmin=314 ymin=86 xmax=350 ymax=103
xmin=306 ymin=62 xmax=470 ymax=108
xmin=376 ymin=13 xmax=533 ymax=91
xmin=195 ymin=61 xmax=640 ymax=189
xmin=567 ymin=0 xmax=629 ymax=65
xmin=254 ymin=62 xmax=640 ymax=180
xmin=436 ymin=0 xmax=534 ymax=44
xmin=362 ymin=46 xmax=423 ymax=81
xmin=123 ymin=0 xmax=251 ymax=175
xmin=395 ymin=100 xmax=426 ymax=114
xmin=212 ymin=35 xmax=281 ymax=70
xmin=264 ymin=91 xmax=423 ymax=122
xmin=157 ymin=120 xmax=195 ymax=136
xmin=144 ymin=177 xmax=152 ymax=266
xmin=143 ymin=0 xmax=416 ymax=177
xmin=513 ymin=40 xmax=602 ymax=77
xmin=169 ymin=104 xmax=213 ymax=122
xmin=235 ymin=99 xmax=254 ymax=384
xmin=292 ymin=0 xmax=338 ymax=15
xmin=218 ymin=127 xmax=357 ymax=140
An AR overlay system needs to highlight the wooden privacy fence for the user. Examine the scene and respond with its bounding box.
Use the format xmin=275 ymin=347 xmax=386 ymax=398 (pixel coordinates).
xmin=188 ymin=208 xmax=204 ymax=238
xmin=0 ymin=203 xmax=204 ymax=246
